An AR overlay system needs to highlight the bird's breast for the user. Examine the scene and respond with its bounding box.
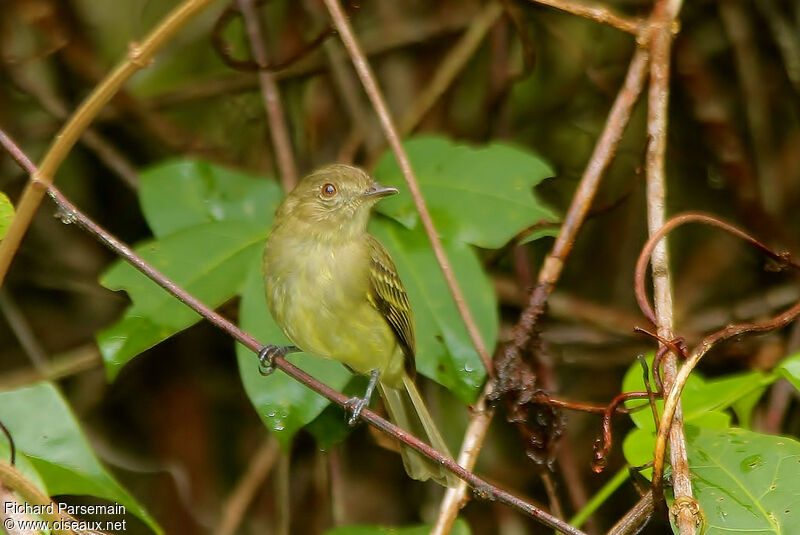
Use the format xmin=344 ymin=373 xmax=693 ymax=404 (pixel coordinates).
xmin=263 ymin=234 xmax=398 ymax=376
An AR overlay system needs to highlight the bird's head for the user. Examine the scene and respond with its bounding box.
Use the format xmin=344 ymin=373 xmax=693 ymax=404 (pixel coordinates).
xmin=276 ymin=164 xmax=398 ymax=240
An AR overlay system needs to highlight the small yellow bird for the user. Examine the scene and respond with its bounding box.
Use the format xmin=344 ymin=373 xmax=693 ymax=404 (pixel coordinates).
xmin=261 ymin=164 xmax=457 ymax=486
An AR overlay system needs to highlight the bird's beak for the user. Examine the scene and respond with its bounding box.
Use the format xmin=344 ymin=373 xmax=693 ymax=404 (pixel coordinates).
xmin=363 ymin=183 xmax=399 ymax=199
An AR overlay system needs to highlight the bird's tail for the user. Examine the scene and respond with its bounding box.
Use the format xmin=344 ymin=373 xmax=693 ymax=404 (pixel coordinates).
xmin=378 ymin=374 xmax=459 ymax=487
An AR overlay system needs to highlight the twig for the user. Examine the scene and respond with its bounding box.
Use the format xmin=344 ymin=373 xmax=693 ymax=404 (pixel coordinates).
xmin=431 ymin=386 xmax=494 ymax=535
xmin=0 ymin=0 xmax=220 ymax=287
xmin=651 ymin=299 xmax=800 ymax=514
xmin=148 ymin=11 xmax=479 ymax=110
xmin=719 ymin=0 xmax=778 ymax=215
xmin=325 ymin=0 xmax=494 ymax=376
xmin=525 ymin=0 xmax=643 ymax=35
xmin=0 ymin=131 xmax=585 ymax=535
xmin=0 ymin=461 xmax=73 ymax=535
xmin=501 ymin=47 xmax=649 ymax=373
xmin=755 ymin=0 xmax=800 ymax=93
xmin=634 ymin=212 xmax=800 ymax=528
xmin=0 ymin=289 xmax=48 ymax=369
xmin=398 ymin=2 xmax=503 ymax=136
xmin=437 ymin=37 xmax=650 ymax=535
xmin=0 ymin=344 xmax=100 ymax=391
xmin=643 ymin=0 xmax=692 ymax=531
xmin=237 ymin=0 xmax=298 ymax=191
xmin=9 ymin=68 xmax=140 ymax=190
xmin=634 ymin=213 xmax=800 ymax=327
xmin=217 ymin=437 xmax=280 ymax=535
xmin=607 ymin=492 xmax=655 ymax=535
xmin=321 ymin=0 xmax=494 ymax=375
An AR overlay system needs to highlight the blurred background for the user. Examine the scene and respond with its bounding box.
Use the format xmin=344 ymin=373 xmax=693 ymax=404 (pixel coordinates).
xmin=1 ymin=0 xmax=799 ymax=533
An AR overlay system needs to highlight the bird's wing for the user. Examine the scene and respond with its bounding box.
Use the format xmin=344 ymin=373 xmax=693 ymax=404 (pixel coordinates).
xmin=366 ymin=234 xmax=416 ymax=377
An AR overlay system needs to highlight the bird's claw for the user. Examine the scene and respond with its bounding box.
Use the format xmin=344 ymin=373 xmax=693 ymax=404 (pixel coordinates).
xmin=257 ymin=345 xmax=291 ymax=376
xmin=344 ymin=396 xmax=368 ymax=426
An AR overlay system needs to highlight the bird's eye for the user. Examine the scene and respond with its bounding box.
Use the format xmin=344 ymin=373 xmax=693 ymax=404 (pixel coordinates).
xmin=321 ymin=183 xmax=337 ymax=199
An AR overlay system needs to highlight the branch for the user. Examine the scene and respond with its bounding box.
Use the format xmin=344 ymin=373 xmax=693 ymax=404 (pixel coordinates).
xmin=526 ymin=0 xmax=644 ymax=35
xmin=0 ymin=0 xmax=220 ymax=287
xmin=321 ymin=0 xmax=494 ymax=375
xmin=237 ymin=0 xmax=299 ymax=191
xmin=633 ymin=212 xmax=800 ymax=510
xmin=437 ymin=32 xmax=651 ymax=535
xmin=643 ymin=0 xmax=692 ymax=531
xmin=0 ymin=130 xmax=585 ymax=535
xmin=0 ymin=461 xmax=74 ymax=535
xmin=217 ymin=437 xmax=280 ymax=535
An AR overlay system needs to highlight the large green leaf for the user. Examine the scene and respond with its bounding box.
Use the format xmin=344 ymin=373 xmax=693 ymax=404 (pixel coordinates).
xmin=324 ymin=519 xmax=470 ymax=535
xmin=236 ymin=257 xmax=352 ymax=450
xmin=370 ymin=217 xmax=495 ymax=403
xmin=0 ymin=383 xmax=160 ymax=533
xmin=97 ymin=221 xmax=267 ymax=379
xmin=0 ymin=191 xmax=14 ymax=239
xmin=139 ymin=159 xmax=281 ymax=238
xmin=686 ymin=427 xmax=800 ymax=534
xmin=374 ymin=136 xmax=557 ymax=249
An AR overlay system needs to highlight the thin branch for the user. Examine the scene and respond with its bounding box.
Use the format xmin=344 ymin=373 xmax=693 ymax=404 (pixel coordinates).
xmin=525 ymin=0 xmax=644 ymax=35
xmin=500 ymin=47 xmax=649 ymax=374
xmin=398 ymin=2 xmax=504 ymax=136
xmin=0 ymin=461 xmax=73 ymax=535
xmin=237 ymin=0 xmax=299 ymax=191
xmin=438 ymin=37 xmax=650 ymax=535
xmin=0 ymin=131 xmax=584 ymax=535
xmin=0 ymin=289 xmax=48 ymax=369
xmin=217 ymin=437 xmax=280 ymax=535
xmin=431 ymin=386 xmax=494 ymax=535
xmin=634 ymin=212 xmax=800 ymax=527
xmin=9 ymin=68 xmax=140 ymax=190
xmin=644 ymin=0 xmax=693 ymax=531
xmin=0 ymin=344 xmax=101 ymax=391
xmin=719 ymin=0 xmax=778 ymax=215
xmin=0 ymin=0 xmax=220 ymax=287
xmin=607 ymin=492 xmax=655 ymax=535
xmin=321 ymin=0 xmax=494 ymax=376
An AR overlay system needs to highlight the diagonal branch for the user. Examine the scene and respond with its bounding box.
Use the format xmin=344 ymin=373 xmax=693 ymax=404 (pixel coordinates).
xmin=321 ymin=0 xmax=494 ymax=375
xmin=0 ymin=129 xmax=585 ymax=535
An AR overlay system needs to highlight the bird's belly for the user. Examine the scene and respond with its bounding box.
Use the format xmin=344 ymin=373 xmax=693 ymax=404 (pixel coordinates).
xmin=264 ymin=241 xmax=400 ymax=380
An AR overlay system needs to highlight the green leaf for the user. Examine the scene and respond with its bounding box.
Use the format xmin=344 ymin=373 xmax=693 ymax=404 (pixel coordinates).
xmin=686 ymin=427 xmax=800 ymax=534
xmin=370 ymin=217 xmax=495 ymax=403
xmin=622 ymin=427 xmax=656 ymax=479
xmin=373 ymin=136 xmax=557 ymax=249
xmin=139 ymin=159 xmax=281 ymax=238
xmin=97 ymin=221 xmax=267 ymax=379
xmin=324 ymin=519 xmax=470 ymax=535
xmin=777 ymin=352 xmax=800 ymax=391
xmin=0 ymin=191 xmax=14 ymax=239
xmin=622 ymin=355 xmax=773 ymax=431
xmin=732 ymin=386 xmax=767 ymax=429
xmin=236 ymin=257 xmax=352 ymax=450
xmin=0 ymin=383 xmax=160 ymax=533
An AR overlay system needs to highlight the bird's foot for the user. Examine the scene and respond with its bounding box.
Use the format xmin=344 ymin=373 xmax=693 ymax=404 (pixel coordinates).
xmin=257 ymin=345 xmax=297 ymax=376
xmin=344 ymin=369 xmax=380 ymax=426
xmin=344 ymin=396 xmax=368 ymax=426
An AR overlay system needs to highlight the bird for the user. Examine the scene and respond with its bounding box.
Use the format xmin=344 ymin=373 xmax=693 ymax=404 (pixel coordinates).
xmin=261 ymin=163 xmax=457 ymax=486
